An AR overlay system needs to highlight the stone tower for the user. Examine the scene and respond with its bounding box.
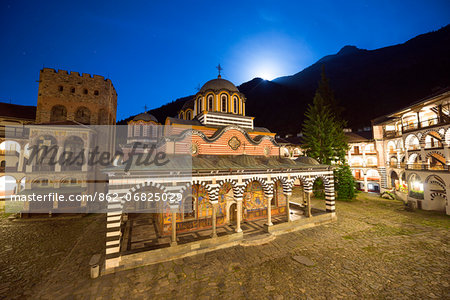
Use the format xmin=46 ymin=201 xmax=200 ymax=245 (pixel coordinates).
xmin=35 ymin=68 xmax=117 ymax=125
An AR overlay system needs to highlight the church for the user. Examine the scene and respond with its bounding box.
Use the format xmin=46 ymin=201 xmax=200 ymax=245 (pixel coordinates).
xmin=104 ymin=71 xmax=337 ymax=271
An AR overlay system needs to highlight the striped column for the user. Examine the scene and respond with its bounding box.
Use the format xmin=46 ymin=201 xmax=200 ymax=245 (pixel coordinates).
xmin=104 ymin=192 xmax=125 ymax=270
xmin=325 ymin=176 xmax=336 ymax=212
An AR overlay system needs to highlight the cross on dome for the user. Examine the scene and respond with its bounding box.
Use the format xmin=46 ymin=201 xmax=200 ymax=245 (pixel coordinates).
xmin=216 ymin=64 xmax=223 ymax=78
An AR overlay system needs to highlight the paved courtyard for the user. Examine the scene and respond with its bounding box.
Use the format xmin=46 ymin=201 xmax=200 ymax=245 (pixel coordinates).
xmin=1 ymin=193 xmax=449 ymax=299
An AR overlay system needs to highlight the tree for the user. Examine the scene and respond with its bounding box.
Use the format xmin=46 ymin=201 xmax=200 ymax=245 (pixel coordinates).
xmin=334 ymin=163 xmax=356 ymax=200
xmin=302 ymin=68 xmax=355 ymax=199
xmin=301 ymin=92 xmax=347 ymax=164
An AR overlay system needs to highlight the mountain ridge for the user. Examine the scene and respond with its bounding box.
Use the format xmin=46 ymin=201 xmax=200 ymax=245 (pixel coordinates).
xmin=119 ymin=25 xmax=450 ymax=135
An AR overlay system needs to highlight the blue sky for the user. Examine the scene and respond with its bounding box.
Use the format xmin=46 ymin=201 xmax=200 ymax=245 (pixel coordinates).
xmin=1 ymin=0 xmax=449 ymax=120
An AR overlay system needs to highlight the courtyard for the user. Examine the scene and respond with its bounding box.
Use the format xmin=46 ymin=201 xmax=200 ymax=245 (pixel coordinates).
xmin=1 ymin=193 xmax=449 ymax=299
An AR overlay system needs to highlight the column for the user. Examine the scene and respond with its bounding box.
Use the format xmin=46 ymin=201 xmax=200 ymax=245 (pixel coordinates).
xmin=17 ymin=148 xmax=25 ymax=172
xmin=266 ymin=196 xmax=273 ymax=226
xmin=82 ymin=148 xmax=89 ymax=172
xmin=363 ymin=173 xmax=368 ymax=192
xmin=284 ymin=193 xmax=291 ymax=222
xmin=236 ymin=199 xmax=242 ymax=233
xmin=305 ymin=191 xmax=312 ymax=218
xmin=55 ymin=146 xmax=63 ymax=172
xmin=170 ymin=205 xmax=177 ymax=246
xmin=210 ymin=201 xmax=218 ymax=238
xmin=16 ymin=179 xmax=22 ymax=193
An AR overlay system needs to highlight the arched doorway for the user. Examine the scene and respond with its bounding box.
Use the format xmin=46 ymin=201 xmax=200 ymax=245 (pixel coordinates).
xmin=312 ymin=177 xmax=326 ymax=211
xmin=390 ymin=170 xmax=399 ymax=190
xmin=229 ymin=203 xmax=237 ymax=225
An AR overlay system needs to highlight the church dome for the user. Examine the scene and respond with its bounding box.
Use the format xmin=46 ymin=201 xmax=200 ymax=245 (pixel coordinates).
xmin=133 ymin=112 xmax=158 ymax=123
xmin=199 ymin=77 xmax=239 ymax=93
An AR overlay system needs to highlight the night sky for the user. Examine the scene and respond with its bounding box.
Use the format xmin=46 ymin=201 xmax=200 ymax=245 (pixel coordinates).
xmin=1 ymin=0 xmax=449 ymax=120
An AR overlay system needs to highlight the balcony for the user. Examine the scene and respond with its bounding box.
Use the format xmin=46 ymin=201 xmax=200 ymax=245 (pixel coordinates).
xmin=405 ymin=164 xmax=450 ymax=171
xmin=383 ymin=130 xmax=401 ymax=139
xmin=402 ymin=116 xmax=446 ymax=134
xmin=407 ymin=144 xmax=421 ymax=151
xmin=424 ymin=142 xmax=443 ymax=150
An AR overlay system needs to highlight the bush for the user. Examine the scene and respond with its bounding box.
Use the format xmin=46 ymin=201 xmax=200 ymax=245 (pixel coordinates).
xmin=381 ymin=191 xmax=395 ymax=200
xmin=334 ymin=163 xmax=356 ymax=200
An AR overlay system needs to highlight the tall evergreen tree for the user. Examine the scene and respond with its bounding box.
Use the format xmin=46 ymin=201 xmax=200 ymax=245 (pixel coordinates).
xmin=302 ymin=68 xmax=356 ymax=199
xmin=301 ymin=70 xmax=347 ymax=164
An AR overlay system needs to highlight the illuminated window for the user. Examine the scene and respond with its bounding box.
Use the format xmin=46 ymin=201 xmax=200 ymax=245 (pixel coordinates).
xmin=221 ymin=95 xmax=228 ymax=112
xmin=208 ymin=95 xmax=214 ymax=111
xmin=197 ymin=98 xmax=202 ymax=114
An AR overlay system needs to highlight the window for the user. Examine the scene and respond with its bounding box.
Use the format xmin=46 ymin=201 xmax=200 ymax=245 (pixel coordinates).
xmin=83 ymin=89 xmax=88 ymax=94
xmin=94 ymin=90 xmax=99 ymax=96
xmin=353 ymin=146 xmax=360 ymax=154
xmin=186 ymin=111 xmax=191 ymax=120
xmin=233 ymin=97 xmax=238 ymax=113
xmin=207 ymin=95 xmax=214 ymax=111
xmin=58 ymin=86 xmax=63 ymax=92
xmin=50 ymin=105 xmax=67 ymax=122
xmin=134 ymin=124 xmax=141 ymax=136
xmin=74 ymin=107 xmax=91 ymax=124
xmin=71 ymin=87 xmax=75 ymax=93
xmin=179 ymin=111 xmax=184 ymax=119
xmin=197 ymin=98 xmax=202 ymax=114
xmin=221 ymin=95 xmax=228 ymax=112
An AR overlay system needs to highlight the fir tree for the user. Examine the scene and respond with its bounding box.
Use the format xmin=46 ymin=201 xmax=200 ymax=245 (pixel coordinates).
xmin=302 ymin=68 xmax=356 ymax=199
xmin=301 ymin=90 xmax=347 ymax=164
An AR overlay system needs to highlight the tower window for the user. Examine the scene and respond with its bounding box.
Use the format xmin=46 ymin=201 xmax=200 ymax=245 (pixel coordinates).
xmin=58 ymin=86 xmax=63 ymax=92
xmin=233 ymin=97 xmax=238 ymax=113
xmin=94 ymin=90 xmax=99 ymax=96
xmin=221 ymin=95 xmax=228 ymax=112
xmin=197 ymin=98 xmax=202 ymax=114
xmin=186 ymin=111 xmax=191 ymax=120
xmin=71 ymin=87 xmax=75 ymax=93
xmin=207 ymin=95 xmax=214 ymax=111
xmin=83 ymin=89 xmax=88 ymax=94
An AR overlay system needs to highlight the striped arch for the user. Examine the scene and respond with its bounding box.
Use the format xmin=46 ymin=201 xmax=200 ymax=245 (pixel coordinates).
xmin=430 ymin=192 xmax=447 ymax=202
xmin=425 ymin=174 xmax=446 ymax=190
xmin=216 ymin=178 xmax=238 ymax=202
xmin=179 ymin=180 xmax=213 ymax=201
xmin=425 ymin=150 xmax=445 ymax=160
xmin=420 ymin=129 xmax=444 ymax=145
xmin=129 ymin=181 xmax=167 ymax=194
xmin=242 ymin=177 xmax=272 ymax=198
xmin=426 ymin=174 xmax=447 ymax=203
xmin=387 ymin=140 xmax=397 ymax=152
xmin=310 ymin=174 xmax=335 ymax=212
xmin=271 ymin=176 xmax=290 ymax=194
xmin=444 ymin=128 xmax=450 ymax=146
xmin=289 ymin=175 xmax=311 ymax=192
xmin=408 ymin=153 xmax=422 ymax=164
xmin=404 ymin=133 xmax=420 ymax=149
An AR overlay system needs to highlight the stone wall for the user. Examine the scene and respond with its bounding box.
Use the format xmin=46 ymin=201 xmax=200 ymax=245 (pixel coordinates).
xmin=36 ymin=68 xmax=117 ymax=125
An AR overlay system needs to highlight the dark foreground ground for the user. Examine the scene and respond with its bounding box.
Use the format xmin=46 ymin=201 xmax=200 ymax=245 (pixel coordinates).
xmin=1 ymin=193 xmax=449 ymax=299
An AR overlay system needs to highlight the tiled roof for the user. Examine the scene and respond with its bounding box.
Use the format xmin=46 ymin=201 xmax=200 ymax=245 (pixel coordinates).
xmin=0 ymin=102 xmax=36 ymax=120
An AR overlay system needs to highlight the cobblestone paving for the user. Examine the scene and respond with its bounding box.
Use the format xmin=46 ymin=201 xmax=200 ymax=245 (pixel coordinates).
xmin=2 ymin=194 xmax=450 ymax=299
xmin=0 ymin=214 xmax=105 ymax=299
